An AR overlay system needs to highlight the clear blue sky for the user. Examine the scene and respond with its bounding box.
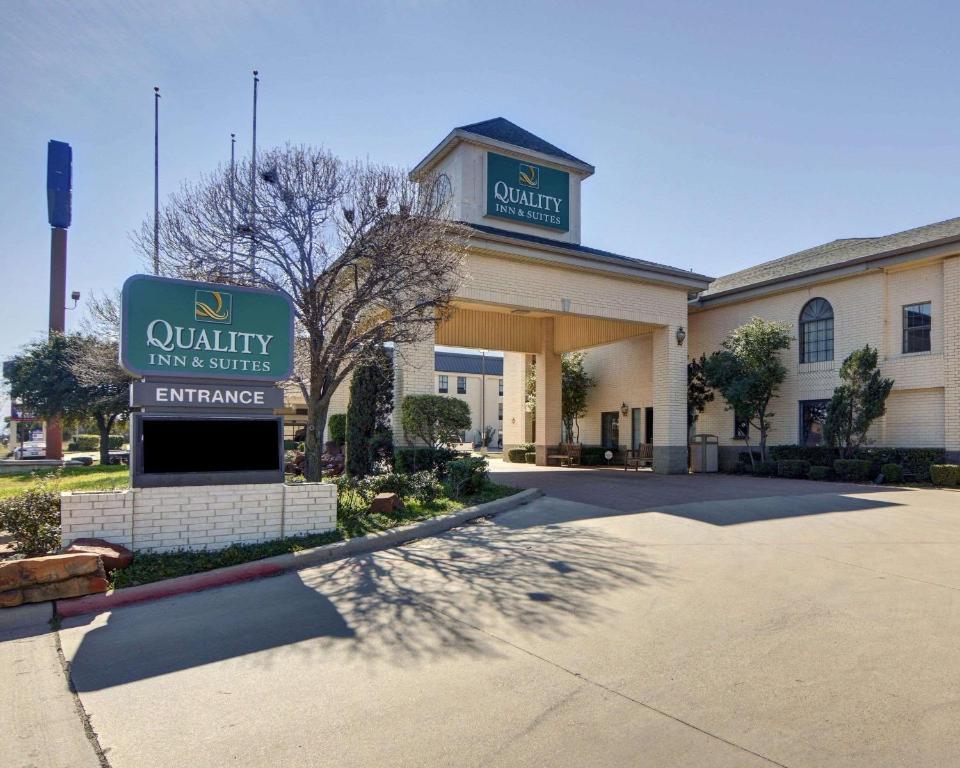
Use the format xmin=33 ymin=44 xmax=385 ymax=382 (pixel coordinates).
xmin=2 ymin=0 xmax=960 ymax=371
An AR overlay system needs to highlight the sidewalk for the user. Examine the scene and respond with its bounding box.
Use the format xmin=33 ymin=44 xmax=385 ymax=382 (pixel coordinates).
xmin=0 ymin=603 xmax=101 ymax=768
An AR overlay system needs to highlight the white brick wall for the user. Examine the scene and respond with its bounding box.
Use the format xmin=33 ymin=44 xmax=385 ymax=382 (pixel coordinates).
xmin=61 ymin=482 xmax=337 ymax=553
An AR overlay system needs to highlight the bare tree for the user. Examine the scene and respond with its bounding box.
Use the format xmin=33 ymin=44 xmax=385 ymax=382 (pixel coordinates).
xmin=133 ymin=144 xmax=467 ymax=480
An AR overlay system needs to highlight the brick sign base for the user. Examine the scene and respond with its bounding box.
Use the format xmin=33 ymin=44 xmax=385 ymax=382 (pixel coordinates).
xmin=60 ymin=482 xmax=337 ymax=553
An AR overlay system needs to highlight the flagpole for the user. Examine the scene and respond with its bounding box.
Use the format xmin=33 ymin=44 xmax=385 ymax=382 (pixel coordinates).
xmin=153 ymin=86 xmax=160 ymax=274
xmin=249 ymin=70 xmax=259 ymax=270
xmin=229 ymin=132 xmax=236 ymax=275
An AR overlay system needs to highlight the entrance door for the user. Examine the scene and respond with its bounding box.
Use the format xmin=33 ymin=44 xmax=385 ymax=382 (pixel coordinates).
xmin=601 ymin=412 xmax=620 ymax=450
xmin=631 ymin=408 xmax=642 ymax=450
xmin=644 ymin=407 xmax=653 ymax=444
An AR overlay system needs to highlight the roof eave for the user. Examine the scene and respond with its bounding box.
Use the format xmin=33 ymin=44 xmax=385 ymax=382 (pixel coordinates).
xmin=469 ymin=227 xmax=712 ymax=291
xmin=693 ymin=234 xmax=960 ymax=309
xmin=410 ymin=129 xmax=596 ymax=180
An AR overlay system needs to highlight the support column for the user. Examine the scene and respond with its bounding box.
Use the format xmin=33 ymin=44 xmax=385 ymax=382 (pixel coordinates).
xmin=652 ymin=324 xmax=688 ymax=473
xmin=501 ymin=352 xmax=529 ymax=452
xmin=944 ymin=256 xmax=960 ymax=462
xmin=392 ymin=328 xmax=436 ymax=446
xmin=534 ymin=320 xmax=562 ymax=465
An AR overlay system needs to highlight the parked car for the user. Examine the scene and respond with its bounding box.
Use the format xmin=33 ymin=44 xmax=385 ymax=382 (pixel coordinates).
xmin=13 ymin=441 xmax=46 ymax=459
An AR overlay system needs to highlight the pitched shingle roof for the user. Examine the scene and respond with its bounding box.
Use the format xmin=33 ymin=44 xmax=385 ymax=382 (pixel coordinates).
xmin=456 ymin=117 xmax=591 ymax=168
xmin=701 ymin=216 xmax=960 ymax=298
xmin=435 ymin=351 xmax=504 ymax=376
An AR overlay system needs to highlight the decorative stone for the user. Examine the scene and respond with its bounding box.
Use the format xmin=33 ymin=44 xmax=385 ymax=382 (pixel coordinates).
xmin=0 ymin=589 xmax=24 ymax=608
xmin=20 ymin=574 xmax=109 ymax=604
xmin=63 ymin=538 xmax=134 ymax=573
xmin=369 ymin=492 xmax=403 ymax=514
xmin=0 ymin=553 xmax=102 ymax=592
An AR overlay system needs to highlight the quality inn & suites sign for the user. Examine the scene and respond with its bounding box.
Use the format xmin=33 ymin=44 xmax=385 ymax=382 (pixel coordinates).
xmin=120 ymin=274 xmax=294 ymax=381
xmin=486 ymin=151 xmax=569 ymax=232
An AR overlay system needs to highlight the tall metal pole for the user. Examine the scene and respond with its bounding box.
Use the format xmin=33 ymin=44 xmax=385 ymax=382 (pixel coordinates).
xmin=229 ymin=132 xmax=236 ymax=275
xmin=46 ymin=140 xmax=72 ymax=462
xmin=153 ymin=86 xmax=160 ymax=274
xmin=249 ymin=70 xmax=258 ymax=270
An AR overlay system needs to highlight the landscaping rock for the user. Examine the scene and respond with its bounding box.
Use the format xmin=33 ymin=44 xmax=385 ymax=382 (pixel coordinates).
xmin=0 ymin=589 xmax=24 ymax=608
xmin=370 ymin=492 xmax=403 ymax=514
xmin=0 ymin=553 xmax=102 ymax=592
xmin=63 ymin=538 xmax=134 ymax=573
xmin=20 ymin=573 xmax=109 ymax=604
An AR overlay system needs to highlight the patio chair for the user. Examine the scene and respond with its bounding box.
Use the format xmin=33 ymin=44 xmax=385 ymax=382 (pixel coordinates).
xmin=625 ymin=444 xmax=653 ymax=471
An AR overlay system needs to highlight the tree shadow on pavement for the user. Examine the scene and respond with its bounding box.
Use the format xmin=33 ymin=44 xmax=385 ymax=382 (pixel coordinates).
xmin=65 ymin=503 xmax=665 ymax=688
xmin=304 ymin=509 xmax=665 ymax=663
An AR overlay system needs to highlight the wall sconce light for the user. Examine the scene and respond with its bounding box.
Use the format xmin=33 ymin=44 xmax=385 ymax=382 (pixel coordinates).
xmin=620 ymin=402 xmax=629 ymax=416
xmin=676 ymin=326 xmax=686 ymax=346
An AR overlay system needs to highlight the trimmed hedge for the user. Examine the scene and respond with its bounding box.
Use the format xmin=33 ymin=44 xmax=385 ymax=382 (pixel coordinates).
xmin=777 ymin=460 xmax=810 ymax=479
xmin=808 ymin=465 xmax=833 ymax=481
xmin=771 ymin=445 xmax=945 ymax=482
xmin=394 ymin=446 xmax=459 ymax=477
xmin=752 ymin=461 xmax=779 ymax=477
xmin=880 ymin=463 xmax=903 ymax=484
xmin=506 ymin=445 xmax=533 ymax=463
xmin=930 ymin=464 xmax=960 ymax=487
xmin=525 ymin=452 xmax=537 ymax=464
xmin=833 ymin=459 xmax=872 ymax=482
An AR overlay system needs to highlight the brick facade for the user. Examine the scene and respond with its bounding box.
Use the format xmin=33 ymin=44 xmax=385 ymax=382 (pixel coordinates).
xmin=61 ymin=483 xmax=336 ymax=553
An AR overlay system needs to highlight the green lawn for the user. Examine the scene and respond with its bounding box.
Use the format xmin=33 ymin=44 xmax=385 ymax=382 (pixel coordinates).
xmin=0 ymin=464 xmax=130 ymax=500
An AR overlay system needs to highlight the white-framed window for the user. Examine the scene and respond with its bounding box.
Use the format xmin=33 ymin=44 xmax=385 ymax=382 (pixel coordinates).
xmin=457 ymin=376 xmax=467 ymax=394
xmin=438 ymin=375 xmax=448 ymax=393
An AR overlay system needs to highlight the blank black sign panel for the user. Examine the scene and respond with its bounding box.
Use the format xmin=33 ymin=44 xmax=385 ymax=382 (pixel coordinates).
xmin=141 ymin=418 xmax=280 ymax=474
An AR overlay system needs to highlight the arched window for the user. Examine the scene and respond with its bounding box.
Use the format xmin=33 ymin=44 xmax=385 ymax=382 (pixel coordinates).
xmin=799 ymin=298 xmax=834 ymax=363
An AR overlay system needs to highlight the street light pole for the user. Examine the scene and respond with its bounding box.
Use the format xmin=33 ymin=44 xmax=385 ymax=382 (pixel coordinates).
xmin=229 ymin=132 xmax=236 ymax=276
xmin=249 ymin=70 xmax=259 ymax=270
xmin=153 ymin=86 xmax=160 ymax=274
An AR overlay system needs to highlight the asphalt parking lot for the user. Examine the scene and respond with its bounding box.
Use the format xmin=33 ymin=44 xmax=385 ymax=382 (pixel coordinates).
xmin=50 ymin=467 xmax=960 ymax=767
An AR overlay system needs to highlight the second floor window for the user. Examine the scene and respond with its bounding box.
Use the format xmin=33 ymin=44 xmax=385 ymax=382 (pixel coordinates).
xmin=438 ymin=375 xmax=448 ymax=393
xmin=457 ymin=376 xmax=467 ymax=394
xmin=903 ymin=302 xmax=932 ymax=353
xmin=799 ymin=298 xmax=834 ymax=363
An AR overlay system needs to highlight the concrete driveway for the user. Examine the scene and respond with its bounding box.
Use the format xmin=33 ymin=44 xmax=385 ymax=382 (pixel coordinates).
xmin=56 ymin=466 xmax=960 ymax=768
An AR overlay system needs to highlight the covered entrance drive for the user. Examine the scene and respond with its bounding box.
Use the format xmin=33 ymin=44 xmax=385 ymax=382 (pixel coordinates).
xmin=390 ymin=231 xmax=710 ymax=473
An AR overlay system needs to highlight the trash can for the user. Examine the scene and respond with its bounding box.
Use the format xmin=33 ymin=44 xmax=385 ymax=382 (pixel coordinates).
xmin=690 ymin=434 xmax=718 ymax=473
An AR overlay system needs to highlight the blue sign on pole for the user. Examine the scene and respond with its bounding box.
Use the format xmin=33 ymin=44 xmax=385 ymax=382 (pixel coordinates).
xmin=47 ymin=140 xmax=72 ymax=229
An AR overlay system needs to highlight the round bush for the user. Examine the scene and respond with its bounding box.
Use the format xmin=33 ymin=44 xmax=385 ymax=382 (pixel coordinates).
xmin=525 ymin=452 xmax=537 ymax=464
xmin=880 ymin=463 xmax=904 ymax=484
xmin=808 ymin=465 xmax=832 ymax=481
xmin=752 ymin=461 xmax=778 ymax=477
xmin=507 ymin=448 xmax=528 ymax=463
xmin=930 ymin=464 xmax=960 ymax=487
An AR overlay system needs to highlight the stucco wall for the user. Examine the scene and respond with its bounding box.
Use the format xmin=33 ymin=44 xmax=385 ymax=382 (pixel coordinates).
xmin=689 ymin=259 xmax=954 ymax=451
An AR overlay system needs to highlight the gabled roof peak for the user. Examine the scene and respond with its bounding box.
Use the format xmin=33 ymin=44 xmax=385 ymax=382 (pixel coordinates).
xmin=412 ymin=117 xmax=594 ymax=178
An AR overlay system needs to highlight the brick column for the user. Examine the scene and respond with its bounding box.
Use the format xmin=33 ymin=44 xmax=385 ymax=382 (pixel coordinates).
xmin=652 ymin=324 xmax=688 ymax=473
xmin=944 ymin=256 xmax=960 ymax=461
xmin=534 ymin=320 xmax=562 ymax=465
xmin=502 ymin=351 xmax=529 ymax=452
xmin=392 ymin=328 xmax=436 ymax=445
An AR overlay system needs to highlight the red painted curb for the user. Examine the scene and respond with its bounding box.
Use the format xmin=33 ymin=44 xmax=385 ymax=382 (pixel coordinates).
xmin=55 ymin=561 xmax=284 ymax=618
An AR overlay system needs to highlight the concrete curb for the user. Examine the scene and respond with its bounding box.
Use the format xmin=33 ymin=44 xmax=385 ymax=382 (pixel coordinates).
xmin=55 ymin=487 xmax=543 ymax=619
